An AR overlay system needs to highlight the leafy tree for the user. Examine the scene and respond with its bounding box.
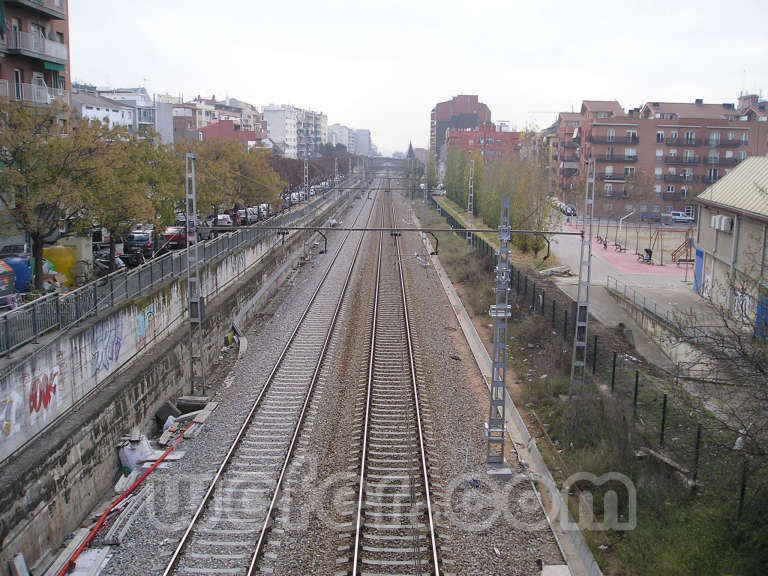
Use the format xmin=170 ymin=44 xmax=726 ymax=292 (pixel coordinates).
xmin=0 ymin=101 xmax=119 ymax=290
xmin=83 ymin=130 xmax=158 ymax=271
xmin=426 ymin=154 xmax=439 ymax=190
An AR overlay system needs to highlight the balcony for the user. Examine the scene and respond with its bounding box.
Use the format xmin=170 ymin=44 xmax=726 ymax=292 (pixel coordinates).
xmin=6 ymin=0 xmax=66 ymax=19
xmin=560 ymin=154 xmax=579 ymax=162
xmin=598 ymin=173 xmax=626 ymax=181
xmin=663 ymin=192 xmax=682 ymax=201
xmin=587 ymin=135 xmax=639 ymax=145
xmin=664 ymin=155 xmax=700 ymax=165
xmin=665 ymin=138 xmax=701 ymax=147
xmin=702 ymin=175 xmax=719 ymax=184
xmin=703 ymin=157 xmax=741 ymax=166
xmin=4 ymin=81 xmax=69 ymax=105
xmin=594 ymin=154 xmax=637 ymax=162
xmin=8 ymin=30 xmax=68 ymax=64
xmin=707 ymin=139 xmax=743 ymax=148
xmin=663 ymin=174 xmax=697 ymax=183
xmin=562 ymin=141 xmax=580 ymax=149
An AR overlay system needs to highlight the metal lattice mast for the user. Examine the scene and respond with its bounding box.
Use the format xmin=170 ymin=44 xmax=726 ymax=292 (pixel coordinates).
xmin=334 ymin=157 xmax=338 ymax=182
xmin=467 ymin=158 xmax=475 ymax=245
xmin=303 ymin=154 xmax=309 ymax=197
xmin=185 ymin=153 xmax=206 ymax=395
xmin=487 ymin=198 xmax=511 ymax=465
xmin=569 ymin=159 xmax=596 ymax=394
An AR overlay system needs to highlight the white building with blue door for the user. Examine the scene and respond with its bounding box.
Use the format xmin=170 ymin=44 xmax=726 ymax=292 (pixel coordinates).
xmin=694 ymin=157 xmax=768 ymax=336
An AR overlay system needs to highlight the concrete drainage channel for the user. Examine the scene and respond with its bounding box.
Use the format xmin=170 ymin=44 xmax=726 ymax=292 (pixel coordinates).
xmin=0 ymin=183 xmax=367 ymax=576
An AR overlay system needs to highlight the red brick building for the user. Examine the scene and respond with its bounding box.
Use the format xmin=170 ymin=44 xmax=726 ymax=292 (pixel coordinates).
xmin=430 ymin=95 xmax=491 ymax=162
xmin=554 ymin=112 xmax=583 ymax=205
xmin=198 ymin=119 xmax=267 ymax=148
xmin=0 ymin=0 xmax=70 ymax=106
xmin=553 ymin=98 xmax=768 ymax=219
xmin=444 ymin=123 xmax=521 ymax=163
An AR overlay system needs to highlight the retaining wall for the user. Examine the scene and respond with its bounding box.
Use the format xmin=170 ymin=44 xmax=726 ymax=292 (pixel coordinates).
xmin=0 ymin=189 xmax=355 ymax=575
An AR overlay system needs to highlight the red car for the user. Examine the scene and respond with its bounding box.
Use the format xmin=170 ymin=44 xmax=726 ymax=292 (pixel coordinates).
xmin=163 ymin=225 xmax=195 ymax=248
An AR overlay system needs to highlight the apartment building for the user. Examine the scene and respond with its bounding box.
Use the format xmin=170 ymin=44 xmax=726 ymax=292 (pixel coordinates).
xmin=554 ymin=112 xmax=584 ymax=206
xmin=430 ymin=95 xmax=492 ymax=163
xmin=328 ymin=123 xmax=351 ymax=149
xmin=296 ymin=108 xmax=327 ymax=158
xmin=444 ymin=123 xmax=521 ymax=163
xmin=198 ymin=119 xmax=267 ymax=149
xmin=354 ymin=128 xmax=371 ymax=157
xmin=554 ymin=98 xmax=768 ymax=219
xmin=96 ymin=86 xmax=157 ymax=136
xmin=0 ymin=0 xmax=70 ymax=106
xmin=261 ymin=104 xmax=299 ymax=158
xmin=71 ymin=89 xmax=134 ymax=128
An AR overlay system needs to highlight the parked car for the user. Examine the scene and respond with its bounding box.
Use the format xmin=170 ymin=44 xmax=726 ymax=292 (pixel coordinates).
xmin=0 ymin=242 xmax=30 ymax=259
xmin=640 ymin=212 xmax=662 ymax=223
xmin=215 ymin=214 xmax=233 ymax=227
xmin=123 ymin=231 xmax=154 ymax=257
xmin=259 ymin=203 xmax=270 ymax=219
xmin=668 ymin=211 xmax=695 ymax=224
xmin=163 ymin=225 xmax=192 ymax=248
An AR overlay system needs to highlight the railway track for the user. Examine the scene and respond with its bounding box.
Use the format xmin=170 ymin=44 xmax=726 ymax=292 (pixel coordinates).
xmin=344 ymin=191 xmax=440 ymax=575
xmin=162 ymin=180 xmax=379 ymax=576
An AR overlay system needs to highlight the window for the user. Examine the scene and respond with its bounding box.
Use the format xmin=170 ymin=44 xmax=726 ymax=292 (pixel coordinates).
xmin=725 ymin=150 xmax=734 ymax=159
xmin=607 ymin=128 xmax=615 ymax=142
xmin=653 ymin=204 xmax=661 ymax=212
xmin=656 ymin=149 xmax=663 ymax=159
xmin=739 ymin=151 xmax=747 ymax=160
xmin=13 ymin=69 xmax=22 ymax=100
xmin=709 ymin=132 xmax=721 ymax=145
xmin=670 ymin=130 xmax=679 ymax=140
xmin=606 ymin=146 xmax=614 ymax=159
xmin=654 ymin=185 xmax=661 ymax=196
xmin=598 ymin=112 xmax=610 ymax=119
xmin=669 ymin=148 xmax=678 ymax=157
xmin=741 ymin=132 xmax=749 ymax=144
xmin=606 ymin=165 xmax=614 ymax=175
xmin=708 ymin=150 xmax=719 ymax=163
xmin=681 ymin=187 xmax=688 ymax=198
xmin=56 ymin=32 xmax=64 ymax=43
xmin=727 ymin=131 xmax=735 ymax=141
xmin=654 ymin=167 xmax=662 ymax=179
xmin=681 ymin=168 xmax=692 ymax=180
xmin=667 ymin=184 xmax=675 ymax=193
xmin=708 ymin=168 xmax=719 ymax=181
xmin=685 ymin=130 xmax=696 ymax=144
xmin=627 ymin=130 xmax=638 ymax=143
xmin=624 ymin=166 xmax=635 ymax=176
xmin=684 ymin=150 xmax=695 ymax=162
xmin=604 ymin=183 xmax=613 ymax=196
xmin=625 ymin=147 xmax=637 ymax=159
xmin=656 ymin=131 xmax=665 ymax=143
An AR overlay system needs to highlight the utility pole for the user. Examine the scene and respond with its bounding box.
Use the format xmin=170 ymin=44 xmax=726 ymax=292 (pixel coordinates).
xmin=303 ymin=153 xmax=309 ymax=199
xmin=334 ymin=157 xmax=338 ymax=182
xmin=487 ymin=198 xmax=511 ymax=470
xmin=467 ymin=158 xmax=474 ymax=245
xmin=569 ymin=159 xmax=595 ymax=394
xmin=185 ymin=153 xmax=206 ymax=395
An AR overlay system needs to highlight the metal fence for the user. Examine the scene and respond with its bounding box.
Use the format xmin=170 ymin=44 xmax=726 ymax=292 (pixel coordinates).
xmin=0 ymin=194 xmax=327 ymax=357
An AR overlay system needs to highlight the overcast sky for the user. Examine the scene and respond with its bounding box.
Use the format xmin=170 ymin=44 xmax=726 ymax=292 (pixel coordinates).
xmin=70 ymin=0 xmax=768 ymax=155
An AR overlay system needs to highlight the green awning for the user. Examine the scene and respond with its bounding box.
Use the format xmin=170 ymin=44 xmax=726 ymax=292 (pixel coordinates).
xmin=44 ymin=61 xmax=65 ymax=71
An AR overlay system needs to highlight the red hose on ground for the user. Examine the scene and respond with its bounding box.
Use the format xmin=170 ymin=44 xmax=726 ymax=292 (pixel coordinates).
xmin=56 ymin=421 xmax=196 ymax=576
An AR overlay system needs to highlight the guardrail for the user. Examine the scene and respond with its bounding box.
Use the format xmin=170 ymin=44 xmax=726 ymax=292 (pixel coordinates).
xmin=0 ymin=192 xmax=332 ymax=358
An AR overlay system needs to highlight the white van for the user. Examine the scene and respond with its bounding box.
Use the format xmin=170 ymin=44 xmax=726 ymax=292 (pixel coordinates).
xmin=669 ymin=211 xmax=694 ymax=224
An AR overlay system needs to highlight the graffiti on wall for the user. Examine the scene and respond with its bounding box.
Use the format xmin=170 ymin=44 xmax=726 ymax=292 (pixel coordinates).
xmin=136 ymin=303 xmax=155 ymax=350
xmin=28 ymin=369 xmax=59 ymax=414
xmin=91 ymin=314 xmax=123 ymax=378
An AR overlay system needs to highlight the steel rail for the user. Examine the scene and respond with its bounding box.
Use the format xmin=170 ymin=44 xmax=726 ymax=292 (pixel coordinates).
xmin=350 ymin=190 xmax=384 ymax=576
xmin=162 ymin=178 xmax=380 ymax=576
xmin=392 ymin=200 xmax=441 ymax=575
xmin=208 ymin=225 xmax=583 ymax=236
xmin=351 ymin=192 xmax=440 ymax=575
xmin=244 ymin=182 xmax=381 ymax=575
